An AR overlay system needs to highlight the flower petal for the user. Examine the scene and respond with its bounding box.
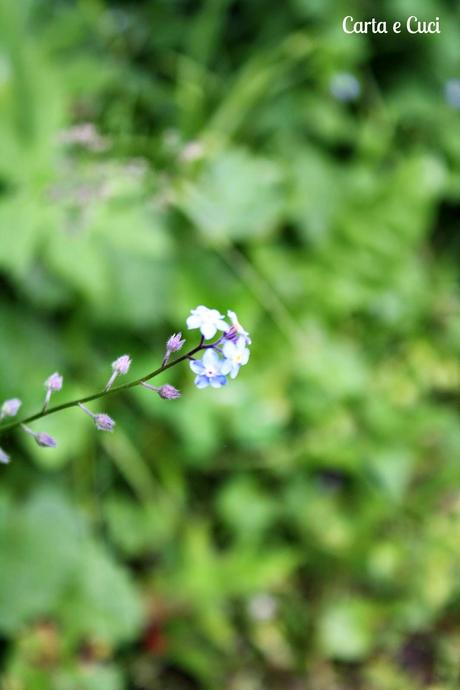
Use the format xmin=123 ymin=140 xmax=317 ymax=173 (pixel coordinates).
xmin=210 ymin=375 xmax=227 ymax=388
xmin=186 ymin=314 xmax=201 ymax=329
xmin=189 ymin=359 xmax=204 ymax=374
xmin=216 ymin=319 xmax=230 ymax=332
xmin=203 ymin=348 xmax=220 ymax=369
xmin=229 ymin=365 xmax=240 ymax=379
xmin=195 ymin=375 xmax=209 ymax=389
xmin=240 ymin=349 xmax=250 ymax=365
xmin=220 ymin=358 xmax=232 ymax=375
xmin=222 ymin=341 xmax=236 ymax=359
xmin=201 ymin=322 xmax=217 ymax=340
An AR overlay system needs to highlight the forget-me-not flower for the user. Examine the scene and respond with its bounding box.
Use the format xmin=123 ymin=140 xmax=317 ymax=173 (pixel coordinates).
xmin=445 ymin=79 xmax=460 ymax=109
xmin=190 ymin=349 xmax=227 ymax=388
xmin=186 ymin=306 xmax=229 ymax=340
xmin=330 ymin=72 xmax=361 ymax=102
xmin=221 ymin=338 xmax=250 ymax=379
xmin=226 ymin=310 xmax=251 ymax=345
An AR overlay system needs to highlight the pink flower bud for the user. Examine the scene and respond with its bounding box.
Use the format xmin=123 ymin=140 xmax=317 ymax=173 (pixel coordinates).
xmin=94 ymin=413 xmax=116 ymax=431
xmin=42 ymin=372 xmax=64 ymax=411
xmin=1 ymin=398 xmax=22 ymax=419
xmin=112 ymin=355 xmax=131 ymax=375
xmin=141 ymin=382 xmax=181 ymax=399
xmin=163 ymin=333 xmax=185 ymax=366
xmin=34 ymin=432 xmax=58 ymax=448
xmin=78 ymin=404 xmax=115 ymax=431
xmin=22 ymin=425 xmax=57 ymax=448
xmin=45 ymin=372 xmax=63 ymax=391
xmin=105 ymin=355 xmax=132 ymax=391
xmin=166 ymin=333 xmax=185 ymax=354
xmin=157 ymin=384 xmax=181 ymax=399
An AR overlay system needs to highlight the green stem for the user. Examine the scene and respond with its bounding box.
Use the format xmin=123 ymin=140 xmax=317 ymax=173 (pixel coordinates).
xmin=0 ymin=343 xmax=203 ymax=437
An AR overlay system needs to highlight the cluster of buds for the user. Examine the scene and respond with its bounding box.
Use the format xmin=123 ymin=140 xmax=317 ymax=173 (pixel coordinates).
xmin=0 ymin=306 xmax=251 ymax=465
xmin=0 ymin=372 xmax=63 ymax=461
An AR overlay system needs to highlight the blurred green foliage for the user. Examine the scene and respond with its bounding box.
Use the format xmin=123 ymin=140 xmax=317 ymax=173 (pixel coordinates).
xmin=1 ymin=0 xmax=460 ymax=688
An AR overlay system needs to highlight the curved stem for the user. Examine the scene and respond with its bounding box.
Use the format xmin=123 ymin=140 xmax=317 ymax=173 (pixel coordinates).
xmin=0 ymin=343 xmax=203 ymax=437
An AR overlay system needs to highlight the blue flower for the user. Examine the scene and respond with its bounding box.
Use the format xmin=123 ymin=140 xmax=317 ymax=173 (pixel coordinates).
xmin=190 ymin=349 xmax=227 ymax=388
xmin=186 ymin=305 xmax=229 ymax=340
xmin=330 ymin=72 xmax=361 ymax=102
xmin=221 ymin=338 xmax=250 ymax=379
xmin=445 ymin=79 xmax=460 ymax=109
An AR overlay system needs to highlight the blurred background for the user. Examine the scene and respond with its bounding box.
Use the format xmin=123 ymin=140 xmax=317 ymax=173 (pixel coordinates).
xmin=1 ymin=0 xmax=460 ymax=688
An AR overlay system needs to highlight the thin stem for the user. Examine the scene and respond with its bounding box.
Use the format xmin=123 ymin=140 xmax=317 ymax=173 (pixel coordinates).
xmin=0 ymin=343 xmax=203 ymax=437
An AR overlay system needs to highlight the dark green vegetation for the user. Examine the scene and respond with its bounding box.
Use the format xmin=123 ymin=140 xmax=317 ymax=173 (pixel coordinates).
xmin=1 ymin=1 xmax=460 ymax=688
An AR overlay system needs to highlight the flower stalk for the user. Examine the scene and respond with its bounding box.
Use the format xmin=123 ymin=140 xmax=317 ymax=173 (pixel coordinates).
xmin=0 ymin=342 xmax=203 ymax=438
xmin=0 ymin=306 xmax=251 ymax=464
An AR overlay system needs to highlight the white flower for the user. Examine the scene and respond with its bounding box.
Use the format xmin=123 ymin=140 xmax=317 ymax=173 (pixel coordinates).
xmin=227 ymin=310 xmax=251 ymax=344
xmin=186 ymin=305 xmax=229 ymax=340
xmin=221 ymin=338 xmax=250 ymax=379
xmin=45 ymin=372 xmax=63 ymax=391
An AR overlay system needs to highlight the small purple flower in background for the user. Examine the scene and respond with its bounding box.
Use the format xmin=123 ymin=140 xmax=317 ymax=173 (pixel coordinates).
xmin=141 ymin=382 xmax=181 ymax=399
xmin=0 ymin=398 xmax=22 ymax=420
xmin=43 ymin=372 xmax=63 ymax=411
xmin=79 ymin=403 xmax=115 ymax=431
xmin=163 ymin=332 xmax=186 ymax=366
xmin=330 ymin=72 xmax=361 ymax=102
xmin=445 ymin=79 xmax=460 ymax=109
xmin=186 ymin=306 xmax=229 ymax=340
xmin=190 ymin=349 xmax=227 ymax=389
xmin=221 ymin=339 xmax=250 ymax=379
xmin=57 ymin=122 xmax=109 ymax=151
xmin=0 ymin=447 xmax=10 ymax=464
xmin=105 ymin=354 xmax=132 ymax=391
xmin=22 ymin=425 xmax=57 ymax=448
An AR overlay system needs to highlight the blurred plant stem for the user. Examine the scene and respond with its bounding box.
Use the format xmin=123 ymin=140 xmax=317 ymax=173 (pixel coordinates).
xmin=0 ymin=343 xmax=204 ymax=437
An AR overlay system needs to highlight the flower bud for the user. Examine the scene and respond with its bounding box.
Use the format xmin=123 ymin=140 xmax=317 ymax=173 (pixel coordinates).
xmin=0 ymin=446 xmax=10 ymax=464
xmin=22 ymin=425 xmax=57 ymax=448
xmin=43 ymin=372 xmax=63 ymax=411
xmin=34 ymin=432 xmax=58 ymax=448
xmin=163 ymin=333 xmax=185 ymax=366
xmin=105 ymin=355 xmax=132 ymax=391
xmin=167 ymin=333 xmax=185 ymax=354
xmin=94 ymin=413 xmax=116 ymax=431
xmin=141 ymin=382 xmax=181 ymax=399
xmin=157 ymin=384 xmax=181 ymax=400
xmin=1 ymin=398 xmax=22 ymax=419
xmin=45 ymin=372 xmax=63 ymax=391
xmin=112 ymin=355 xmax=131 ymax=375
xmin=78 ymin=403 xmax=115 ymax=431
